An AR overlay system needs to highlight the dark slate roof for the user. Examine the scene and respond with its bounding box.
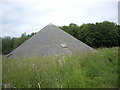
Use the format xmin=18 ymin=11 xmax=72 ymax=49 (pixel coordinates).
xmin=7 ymin=24 xmax=94 ymax=58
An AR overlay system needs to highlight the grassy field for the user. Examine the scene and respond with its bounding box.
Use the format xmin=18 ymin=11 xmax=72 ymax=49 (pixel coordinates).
xmin=2 ymin=47 xmax=119 ymax=88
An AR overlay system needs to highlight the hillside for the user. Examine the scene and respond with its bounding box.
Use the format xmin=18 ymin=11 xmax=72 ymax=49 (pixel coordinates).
xmin=2 ymin=47 xmax=119 ymax=88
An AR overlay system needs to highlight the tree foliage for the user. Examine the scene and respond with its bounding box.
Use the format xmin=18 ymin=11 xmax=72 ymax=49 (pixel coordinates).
xmin=2 ymin=36 xmax=14 ymax=54
xmin=2 ymin=32 xmax=36 ymax=54
xmin=60 ymin=21 xmax=119 ymax=48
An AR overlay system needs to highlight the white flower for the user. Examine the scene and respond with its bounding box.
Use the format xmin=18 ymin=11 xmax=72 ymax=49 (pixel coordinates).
xmin=58 ymin=59 xmax=63 ymax=67
xmin=32 ymin=64 xmax=35 ymax=67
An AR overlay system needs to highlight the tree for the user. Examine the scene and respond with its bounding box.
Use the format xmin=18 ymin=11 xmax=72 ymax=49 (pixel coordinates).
xmin=60 ymin=23 xmax=79 ymax=39
xmin=117 ymin=25 xmax=120 ymax=46
xmin=13 ymin=33 xmax=27 ymax=49
xmin=2 ymin=36 xmax=13 ymax=54
xmin=94 ymin=21 xmax=118 ymax=47
xmin=61 ymin=21 xmax=119 ymax=48
xmin=0 ymin=37 xmax=2 ymax=54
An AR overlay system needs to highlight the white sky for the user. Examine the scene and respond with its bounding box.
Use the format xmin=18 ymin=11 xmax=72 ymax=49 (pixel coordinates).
xmin=1 ymin=0 xmax=119 ymax=37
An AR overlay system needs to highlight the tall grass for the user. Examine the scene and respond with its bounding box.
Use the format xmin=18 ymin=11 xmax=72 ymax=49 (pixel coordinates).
xmin=2 ymin=47 xmax=119 ymax=88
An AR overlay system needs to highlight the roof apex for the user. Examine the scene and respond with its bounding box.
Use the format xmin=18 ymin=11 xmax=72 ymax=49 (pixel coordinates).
xmin=48 ymin=23 xmax=54 ymax=25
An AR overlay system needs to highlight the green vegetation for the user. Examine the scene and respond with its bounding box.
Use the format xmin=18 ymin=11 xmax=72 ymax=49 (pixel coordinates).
xmin=1 ymin=21 xmax=120 ymax=54
xmin=2 ymin=47 xmax=118 ymax=88
xmin=60 ymin=21 xmax=119 ymax=48
xmin=0 ymin=55 xmax=2 ymax=89
xmin=2 ymin=32 xmax=36 ymax=54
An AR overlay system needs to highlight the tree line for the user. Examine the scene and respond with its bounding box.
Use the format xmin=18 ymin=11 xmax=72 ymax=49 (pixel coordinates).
xmin=1 ymin=21 xmax=120 ymax=55
xmin=1 ymin=32 xmax=36 ymax=54
xmin=60 ymin=21 xmax=119 ymax=48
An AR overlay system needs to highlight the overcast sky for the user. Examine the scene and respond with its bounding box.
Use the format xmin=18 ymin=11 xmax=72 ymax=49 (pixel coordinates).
xmin=1 ymin=0 xmax=119 ymax=37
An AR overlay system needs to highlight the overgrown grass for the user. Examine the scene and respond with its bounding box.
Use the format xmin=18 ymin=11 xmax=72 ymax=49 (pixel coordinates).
xmin=2 ymin=47 xmax=119 ymax=88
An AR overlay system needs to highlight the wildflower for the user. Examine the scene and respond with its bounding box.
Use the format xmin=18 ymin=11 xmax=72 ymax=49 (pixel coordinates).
xmin=58 ymin=59 xmax=63 ymax=67
xmin=38 ymin=82 xmax=41 ymax=88
xmin=32 ymin=64 xmax=35 ymax=67
xmin=55 ymin=78 xmax=58 ymax=81
xmin=55 ymin=55 xmax=58 ymax=57
xmin=94 ymin=77 xmax=98 ymax=79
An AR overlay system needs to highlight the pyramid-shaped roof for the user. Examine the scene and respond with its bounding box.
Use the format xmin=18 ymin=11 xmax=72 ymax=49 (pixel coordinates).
xmin=7 ymin=24 xmax=94 ymax=58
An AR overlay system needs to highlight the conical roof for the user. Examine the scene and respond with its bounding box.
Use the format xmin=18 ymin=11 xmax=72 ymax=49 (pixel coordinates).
xmin=7 ymin=24 xmax=94 ymax=58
